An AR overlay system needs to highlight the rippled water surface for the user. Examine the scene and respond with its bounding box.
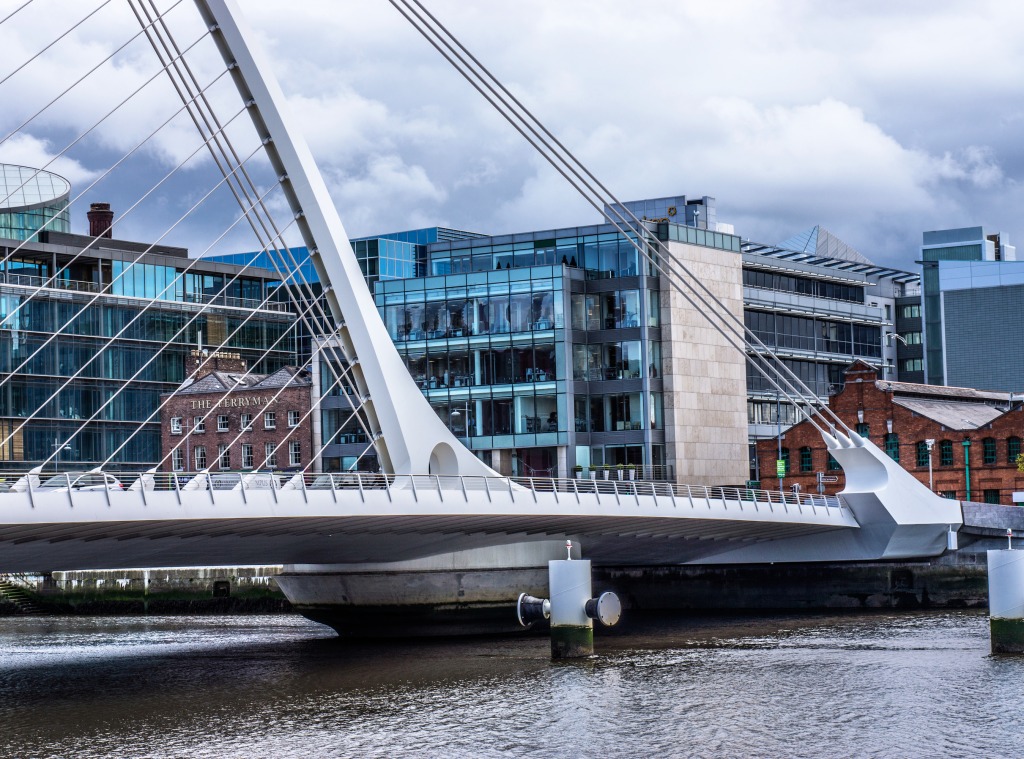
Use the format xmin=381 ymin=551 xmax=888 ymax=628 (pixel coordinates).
xmin=1 ymin=611 xmax=1022 ymax=758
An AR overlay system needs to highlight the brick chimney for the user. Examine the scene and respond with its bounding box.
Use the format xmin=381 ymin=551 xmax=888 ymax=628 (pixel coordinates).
xmin=87 ymin=202 xmax=113 ymax=239
xmin=186 ymin=350 xmax=247 ymax=378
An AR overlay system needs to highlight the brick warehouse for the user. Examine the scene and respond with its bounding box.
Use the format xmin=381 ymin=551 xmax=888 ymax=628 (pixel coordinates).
xmin=160 ymin=351 xmax=314 ymax=473
xmin=756 ymin=361 xmax=1024 ymax=503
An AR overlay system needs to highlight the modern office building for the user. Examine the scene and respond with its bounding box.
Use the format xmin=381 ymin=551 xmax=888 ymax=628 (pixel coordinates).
xmin=218 ymin=194 xmax=923 ymax=483
xmin=0 ymin=165 xmax=298 ymax=471
xmin=738 ymin=232 xmax=918 ymax=482
xmin=920 ymin=227 xmax=1016 ymax=386
xmin=370 ymin=201 xmax=749 ymax=483
xmin=0 ymin=164 xmax=71 ymax=242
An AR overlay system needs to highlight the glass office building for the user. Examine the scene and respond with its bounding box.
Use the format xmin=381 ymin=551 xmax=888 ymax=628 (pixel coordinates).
xmin=0 ymin=164 xmax=71 ymax=242
xmin=0 ymin=216 xmax=295 ymax=472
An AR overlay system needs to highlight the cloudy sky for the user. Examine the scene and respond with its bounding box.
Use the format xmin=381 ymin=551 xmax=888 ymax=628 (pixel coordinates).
xmin=1 ymin=0 xmax=1021 ymax=270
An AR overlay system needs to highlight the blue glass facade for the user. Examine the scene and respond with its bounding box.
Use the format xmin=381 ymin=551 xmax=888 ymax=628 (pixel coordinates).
xmin=0 ymin=164 xmax=71 ymax=242
xmin=0 ymin=230 xmax=295 ymax=471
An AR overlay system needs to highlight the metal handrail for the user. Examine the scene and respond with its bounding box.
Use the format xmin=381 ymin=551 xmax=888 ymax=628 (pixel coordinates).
xmin=4 ymin=469 xmax=848 ymax=515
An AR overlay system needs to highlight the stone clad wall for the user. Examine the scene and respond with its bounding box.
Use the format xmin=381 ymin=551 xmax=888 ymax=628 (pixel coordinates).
xmin=660 ymin=240 xmax=748 ymax=485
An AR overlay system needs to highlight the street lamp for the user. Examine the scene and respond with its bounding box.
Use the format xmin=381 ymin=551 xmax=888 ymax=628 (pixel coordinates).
xmin=925 ymin=438 xmax=935 ymax=491
xmin=52 ymin=438 xmax=71 ymax=473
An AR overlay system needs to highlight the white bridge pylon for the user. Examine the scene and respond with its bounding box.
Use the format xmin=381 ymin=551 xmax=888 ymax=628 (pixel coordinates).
xmin=196 ymin=0 xmax=492 ymax=478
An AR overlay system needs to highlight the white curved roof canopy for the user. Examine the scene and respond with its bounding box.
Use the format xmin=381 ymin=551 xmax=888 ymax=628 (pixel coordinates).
xmin=0 ymin=163 xmax=71 ymax=212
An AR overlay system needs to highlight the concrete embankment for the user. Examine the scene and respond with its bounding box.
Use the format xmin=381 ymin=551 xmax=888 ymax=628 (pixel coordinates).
xmin=0 ymin=566 xmax=290 ymax=616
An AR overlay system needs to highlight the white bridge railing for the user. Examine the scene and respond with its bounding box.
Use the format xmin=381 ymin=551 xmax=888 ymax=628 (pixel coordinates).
xmin=0 ymin=470 xmax=848 ymax=518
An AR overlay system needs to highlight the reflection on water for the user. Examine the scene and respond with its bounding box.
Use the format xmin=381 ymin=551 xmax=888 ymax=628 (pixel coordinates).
xmin=2 ymin=611 xmax=1023 ymax=758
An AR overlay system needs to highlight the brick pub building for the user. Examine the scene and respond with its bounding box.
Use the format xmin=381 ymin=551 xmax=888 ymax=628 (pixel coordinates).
xmin=757 ymin=361 xmax=1024 ymax=504
xmin=160 ymin=351 xmax=314 ymax=473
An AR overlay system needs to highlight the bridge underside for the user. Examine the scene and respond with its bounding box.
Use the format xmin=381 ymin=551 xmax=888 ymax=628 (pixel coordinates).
xmin=0 ymin=513 xmax=851 ymax=573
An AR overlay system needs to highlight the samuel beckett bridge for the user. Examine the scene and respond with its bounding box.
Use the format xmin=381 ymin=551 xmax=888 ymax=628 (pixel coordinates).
xmin=0 ymin=0 xmax=961 ymax=633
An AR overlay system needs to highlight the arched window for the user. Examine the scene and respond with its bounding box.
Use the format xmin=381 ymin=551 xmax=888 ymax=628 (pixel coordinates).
xmin=983 ymin=437 xmax=997 ymax=465
xmin=800 ymin=446 xmax=813 ymax=472
xmin=885 ymin=433 xmax=899 ymax=463
xmin=1009 ymin=437 xmax=1022 ymax=465
xmin=781 ymin=447 xmax=790 ymax=475
xmin=915 ymin=441 xmax=929 ymax=467
xmin=827 ymin=453 xmax=841 ymax=471
xmin=939 ymin=440 xmax=954 ymax=467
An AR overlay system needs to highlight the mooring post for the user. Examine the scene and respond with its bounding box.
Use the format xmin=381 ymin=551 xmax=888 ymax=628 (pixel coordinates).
xmin=549 ymin=549 xmax=595 ymax=659
xmin=516 ymin=540 xmax=621 ymax=658
xmin=987 ymin=538 xmax=1024 ymax=654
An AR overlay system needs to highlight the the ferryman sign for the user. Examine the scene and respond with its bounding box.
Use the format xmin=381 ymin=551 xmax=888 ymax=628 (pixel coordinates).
xmin=189 ymin=396 xmax=273 ymax=410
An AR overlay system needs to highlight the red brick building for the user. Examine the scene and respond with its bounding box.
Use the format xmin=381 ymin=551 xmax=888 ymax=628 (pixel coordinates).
xmin=756 ymin=361 xmax=1024 ymax=503
xmin=160 ymin=351 xmax=314 ymax=473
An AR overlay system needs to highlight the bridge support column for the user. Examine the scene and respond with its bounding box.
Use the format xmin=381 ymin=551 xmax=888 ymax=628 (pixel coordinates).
xmin=988 ymin=547 xmax=1024 ymax=654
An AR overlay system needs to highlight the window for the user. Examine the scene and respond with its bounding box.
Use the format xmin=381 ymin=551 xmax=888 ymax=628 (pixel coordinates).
xmin=171 ymin=448 xmax=184 ymax=471
xmin=288 ymin=410 xmax=300 ymax=428
xmin=265 ymin=442 xmax=277 ymax=468
xmin=827 ymin=453 xmax=841 ymax=471
xmin=939 ymin=490 xmax=957 ymax=499
xmin=885 ymin=433 xmax=899 ymax=463
xmin=241 ymin=443 xmax=253 ymax=469
xmin=983 ymin=438 xmax=997 ymax=465
xmin=1009 ymin=437 xmax=1021 ymax=464
xmin=899 ymin=304 xmax=921 ymax=319
xmin=984 ymin=489 xmax=1001 ymax=505
xmin=241 ymin=413 xmax=253 ymax=430
xmin=289 ymin=440 xmax=301 ymax=467
xmin=939 ymin=440 xmax=953 ymax=467
xmin=916 ymin=441 xmax=930 ymax=468
xmin=899 ymin=358 xmax=924 ymax=373
xmin=856 ymin=423 xmax=869 ymax=437
xmin=218 ymin=444 xmax=230 ymax=469
xmin=264 ymin=411 xmax=276 ymax=430
xmin=899 ymin=331 xmax=922 ymax=345
xmin=780 ymin=447 xmax=790 ymax=475
xmin=217 ymin=414 xmax=229 ymax=432
xmin=799 ymin=447 xmax=812 ymax=473
xmin=194 ymin=446 xmax=206 ymax=470
xmin=170 ymin=417 xmax=182 ymax=435
xmin=193 ymin=416 xmax=205 ymax=433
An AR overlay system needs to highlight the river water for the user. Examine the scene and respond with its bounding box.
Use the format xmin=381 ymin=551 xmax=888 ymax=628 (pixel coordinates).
xmin=1 ymin=610 xmax=1021 ymax=758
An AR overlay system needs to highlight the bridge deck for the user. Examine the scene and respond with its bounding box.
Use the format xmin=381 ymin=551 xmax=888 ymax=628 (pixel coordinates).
xmin=0 ymin=472 xmax=856 ymax=571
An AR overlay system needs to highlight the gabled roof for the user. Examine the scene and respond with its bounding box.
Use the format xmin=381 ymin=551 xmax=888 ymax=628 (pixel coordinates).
xmin=891 ymin=397 xmax=1006 ymax=431
xmin=169 ymin=366 xmax=310 ymax=395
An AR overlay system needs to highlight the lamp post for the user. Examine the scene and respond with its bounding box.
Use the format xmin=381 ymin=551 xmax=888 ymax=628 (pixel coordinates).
xmin=925 ymin=438 xmax=935 ymax=491
xmin=962 ymin=437 xmax=972 ymax=502
xmin=51 ymin=439 xmax=71 ymax=473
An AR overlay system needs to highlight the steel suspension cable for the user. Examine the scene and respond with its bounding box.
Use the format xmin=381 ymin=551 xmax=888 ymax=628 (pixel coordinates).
xmin=393 ymin=0 xmax=847 ymax=435
xmin=390 ymin=0 xmax=835 ymax=435
xmin=0 ymin=0 xmax=33 ymax=28
xmin=0 ymin=124 xmax=259 ymax=428
xmin=0 ymin=27 xmax=214 ymax=212
xmin=0 ymin=0 xmax=185 ymax=149
xmin=131 ymin=1 xmax=379 ymax=459
xmin=29 ymin=182 xmax=291 ymax=467
xmin=0 ymin=102 xmax=247 ymax=339
xmin=0 ymin=0 xmax=112 ymax=87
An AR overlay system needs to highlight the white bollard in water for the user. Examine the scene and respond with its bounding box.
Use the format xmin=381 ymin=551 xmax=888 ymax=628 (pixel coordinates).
xmin=987 ymin=546 xmax=1024 ymax=654
xmin=548 ymin=555 xmax=594 ymax=659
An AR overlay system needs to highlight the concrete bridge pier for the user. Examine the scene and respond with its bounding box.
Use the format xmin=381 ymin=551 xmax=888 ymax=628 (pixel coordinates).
xmin=275 ymin=540 xmax=578 ymax=637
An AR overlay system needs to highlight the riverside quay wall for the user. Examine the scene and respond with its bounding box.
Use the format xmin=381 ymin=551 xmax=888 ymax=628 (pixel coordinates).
xmin=0 ymin=566 xmax=289 ymax=615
